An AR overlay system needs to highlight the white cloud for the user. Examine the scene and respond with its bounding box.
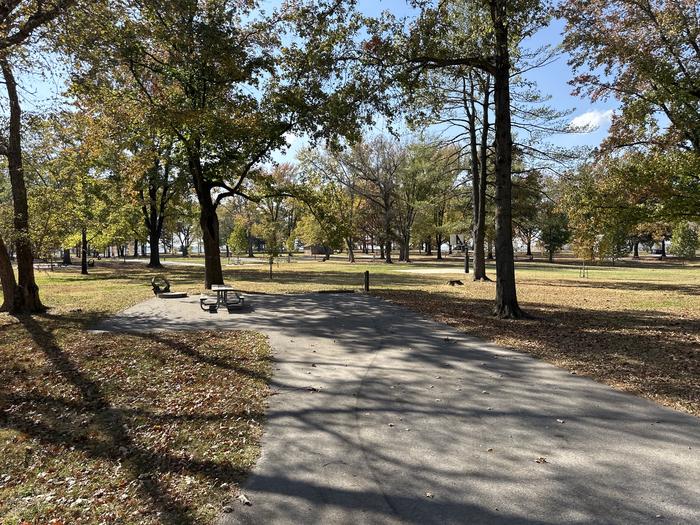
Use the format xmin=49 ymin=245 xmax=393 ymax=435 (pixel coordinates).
xmin=569 ymin=109 xmax=614 ymax=132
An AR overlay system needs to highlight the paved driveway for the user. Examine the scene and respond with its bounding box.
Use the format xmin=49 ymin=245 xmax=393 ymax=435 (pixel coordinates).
xmin=97 ymin=293 xmax=700 ymax=524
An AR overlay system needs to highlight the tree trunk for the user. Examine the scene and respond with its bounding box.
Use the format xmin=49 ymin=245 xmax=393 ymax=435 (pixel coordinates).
xmin=660 ymin=238 xmax=666 ymax=258
xmin=199 ymin=198 xmax=224 ymax=288
xmin=1 ymin=59 xmax=44 ymax=313
xmin=403 ymin=236 xmax=411 ymax=263
xmin=133 ymin=239 xmax=139 ymax=257
xmin=346 ymin=238 xmax=355 ymax=263
xmin=469 ymin=72 xmax=491 ymax=281
xmin=491 ymin=0 xmax=523 ymax=319
xmin=0 ymin=233 xmax=18 ymax=312
xmin=81 ymin=228 xmax=89 ymax=275
xmin=380 ymin=243 xmax=385 ymax=260
xmin=487 ymin=238 xmax=494 ymax=260
xmin=62 ymin=248 xmax=72 ymax=265
xmin=384 ymin=239 xmax=392 ymax=263
xmin=247 ymin=231 xmax=255 ymax=257
xmin=526 ymin=237 xmax=532 ymax=259
xmin=188 ymin=149 xmax=224 ymax=288
xmin=633 ymin=241 xmax=639 ymax=258
xmin=148 ymin=229 xmax=162 ymax=268
xmin=425 ymin=239 xmax=432 ymax=255
xmin=383 ymin=214 xmax=393 ymax=263
xmin=436 ymin=234 xmax=443 ymax=260
xmin=548 ymin=249 xmax=554 ymax=263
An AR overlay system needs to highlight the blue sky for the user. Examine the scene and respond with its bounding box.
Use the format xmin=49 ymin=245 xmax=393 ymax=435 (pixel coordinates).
xmin=280 ymin=1 xmax=616 ymax=159
xmin=20 ymin=1 xmax=615 ymax=157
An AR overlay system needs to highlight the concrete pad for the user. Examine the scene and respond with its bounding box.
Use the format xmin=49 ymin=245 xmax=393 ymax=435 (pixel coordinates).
xmin=96 ymin=294 xmax=700 ymax=525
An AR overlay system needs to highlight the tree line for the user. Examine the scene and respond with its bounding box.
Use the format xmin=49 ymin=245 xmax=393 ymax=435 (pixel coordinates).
xmin=1 ymin=0 xmax=698 ymax=318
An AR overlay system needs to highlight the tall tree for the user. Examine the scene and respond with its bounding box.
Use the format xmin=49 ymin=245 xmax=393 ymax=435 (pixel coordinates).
xmin=340 ymin=137 xmax=406 ymax=264
xmin=0 ymin=0 xmax=78 ymax=312
xmin=68 ymin=0 xmax=381 ymax=288
xmin=367 ymin=0 xmax=548 ymax=316
xmin=0 ymin=60 xmax=44 ymax=312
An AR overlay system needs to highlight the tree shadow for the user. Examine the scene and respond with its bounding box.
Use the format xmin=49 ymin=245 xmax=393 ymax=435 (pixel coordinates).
xmin=378 ymin=289 xmax=699 ymax=414
xmin=1 ymin=314 xmax=267 ymax=524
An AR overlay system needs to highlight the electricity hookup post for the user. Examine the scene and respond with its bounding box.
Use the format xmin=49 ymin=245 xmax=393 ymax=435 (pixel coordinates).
xmin=364 ymin=270 xmax=370 ymax=292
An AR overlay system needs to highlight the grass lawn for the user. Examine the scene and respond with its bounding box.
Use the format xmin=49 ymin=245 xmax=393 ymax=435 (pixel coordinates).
xmin=0 ymin=267 xmax=271 ymax=524
xmin=0 ymin=253 xmax=697 ymax=522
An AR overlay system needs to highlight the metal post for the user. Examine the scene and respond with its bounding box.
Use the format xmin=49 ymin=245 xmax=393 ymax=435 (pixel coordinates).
xmin=364 ymin=270 xmax=370 ymax=292
xmin=464 ymin=243 xmax=470 ymax=274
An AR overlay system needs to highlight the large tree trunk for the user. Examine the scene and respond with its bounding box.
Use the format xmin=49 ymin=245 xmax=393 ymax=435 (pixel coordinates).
xmin=199 ymin=199 xmax=224 ymax=288
xmin=0 ymin=233 xmax=18 ymax=312
xmin=189 ymin=151 xmax=224 ymax=288
xmin=425 ymin=238 xmax=432 ymax=255
xmin=403 ymin=235 xmax=411 ymax=263
xmin=1 ymin=59 xmax=43 ymax=313
xmin=491 ymin=0 xmax=523 ymax=318
xmin=633 ymin=241 xmax=639 ymax=258
xmin=81 ymin=228 xmax=89 ymax=275
xmin=148 ymin=229 xmax=162 ymax=268
xmin=436 ymin=233 xmax=443 ymax=260
xmin=384 ymin=239 xmax=392 ymax=263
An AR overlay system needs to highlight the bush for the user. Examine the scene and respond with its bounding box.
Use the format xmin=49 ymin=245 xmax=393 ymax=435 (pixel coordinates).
xmin=670 ymin=222 xmax=699 ymax=259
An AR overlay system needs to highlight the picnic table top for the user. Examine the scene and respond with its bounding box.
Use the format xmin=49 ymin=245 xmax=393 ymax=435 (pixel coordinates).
xmin=211 ymin=284 xmax=236 ymax=291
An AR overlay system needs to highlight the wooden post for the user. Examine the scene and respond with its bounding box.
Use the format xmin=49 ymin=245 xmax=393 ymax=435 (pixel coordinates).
xmin=364 ymin=270 xmax=369 ymax=292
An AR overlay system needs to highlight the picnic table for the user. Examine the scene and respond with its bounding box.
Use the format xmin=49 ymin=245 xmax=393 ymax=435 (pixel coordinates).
xmin=200 ymin=285 xmax=245 ymax=312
